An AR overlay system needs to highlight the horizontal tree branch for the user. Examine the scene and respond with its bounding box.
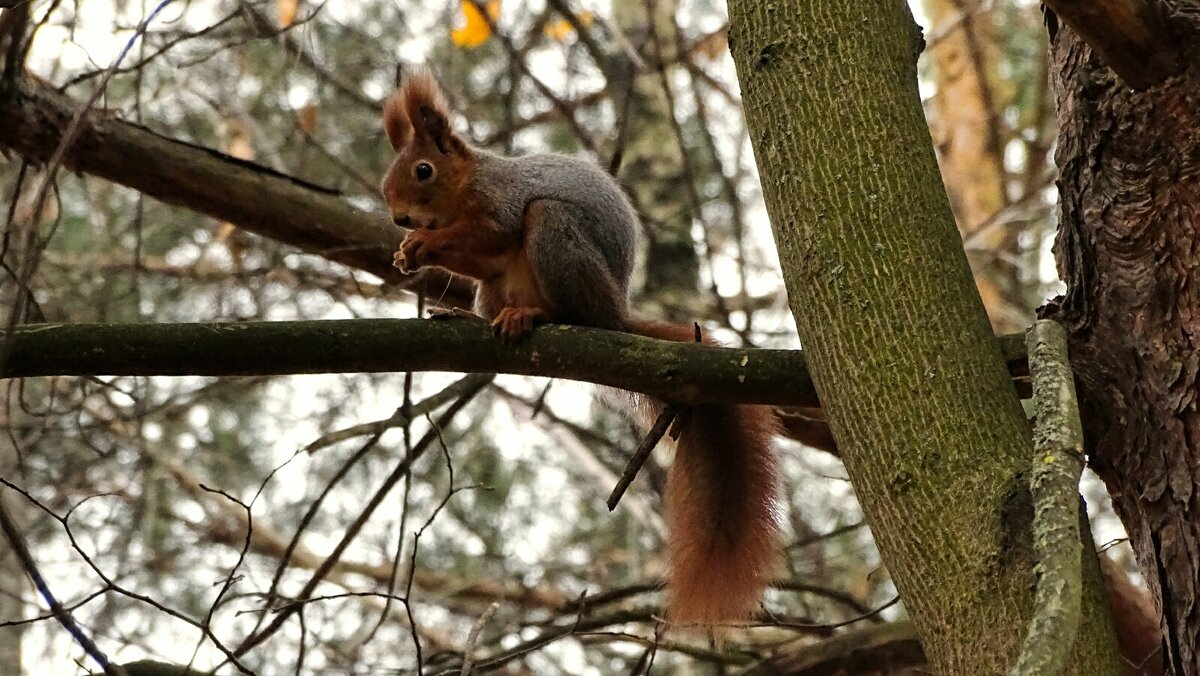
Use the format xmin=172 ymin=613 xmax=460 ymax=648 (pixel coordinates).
xmin=0 ymin=76 xmax=474 ymax=306
xmin=740 ymin=620 xmax=925 ymax=676
xmin=2 ymin=319 xmax=1029 ymax=407
xmin=1043 ymin=0 xmax=1181 ymax=90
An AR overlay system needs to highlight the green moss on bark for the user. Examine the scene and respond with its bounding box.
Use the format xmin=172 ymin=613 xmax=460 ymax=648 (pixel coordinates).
xmin=727 ymin=3 xmax=1121 ymax=673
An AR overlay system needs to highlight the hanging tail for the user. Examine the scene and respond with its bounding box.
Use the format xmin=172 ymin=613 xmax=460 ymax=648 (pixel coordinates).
xmin=624 ymin=318 xmax=782 ymax=628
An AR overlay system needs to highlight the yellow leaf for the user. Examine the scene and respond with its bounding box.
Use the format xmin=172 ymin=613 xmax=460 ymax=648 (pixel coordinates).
xmin=690 ymin=28 xmax=728 ymax=61
xmin=545 ymin=10 xmax=592 ymax=42
xmin=277 ymin=0 xmax=299 ymax=28
xmin=226 ymin=123 xmax=255 ymax=161
xmin=452 ymin=0 xmax=499 ymax=48
xmin=216 ymin=222 xmax=238 ymax=244
xmin=544 ymin=19 xmax=571 ymax=42
xmin=298 ymin=104 xmax=318 ymax=135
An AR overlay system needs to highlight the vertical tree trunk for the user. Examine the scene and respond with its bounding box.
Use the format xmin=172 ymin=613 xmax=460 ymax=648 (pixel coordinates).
xmin=922 ymin=0 xmax=1025 ymax=333
xmin=728 ymin=2 xmax=1122 ymax=672
xmin=1048 ymin=10 xmax=1200 ymax=673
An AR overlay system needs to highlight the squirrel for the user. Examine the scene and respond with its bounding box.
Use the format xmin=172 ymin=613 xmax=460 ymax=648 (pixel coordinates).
xmin=380 ymin=69 xmax=780 ymax=629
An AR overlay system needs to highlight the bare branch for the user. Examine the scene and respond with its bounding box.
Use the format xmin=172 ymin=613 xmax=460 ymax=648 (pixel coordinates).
xmin=0 ymin=76 xmax=473 ymax=306
xmin=2 ymin=320 xmax=1033 ymax=408
xmin=0 ymin=501 xmax=117 ymax=674
xmin=739 ymin=621 xmax=925 ymax=676
xmin=606 ymin=404 xmax=678 ymax=510
xmin=232 ymin=376 xmax=489 ymax=658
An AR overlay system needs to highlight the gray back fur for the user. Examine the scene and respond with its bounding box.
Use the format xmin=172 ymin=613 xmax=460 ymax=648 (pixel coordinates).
xmin=471 ymin=150 xmax=639 ymax=292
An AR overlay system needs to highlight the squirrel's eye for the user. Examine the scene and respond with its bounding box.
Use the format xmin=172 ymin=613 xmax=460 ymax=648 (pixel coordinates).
xmin=414 ymin=162 xmax=435 ymax=182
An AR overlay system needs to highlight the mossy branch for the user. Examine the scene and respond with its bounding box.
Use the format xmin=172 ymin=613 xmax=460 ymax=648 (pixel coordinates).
xmin=2 ymin=319 xmax=1029 ymax=407
xmin=1011 ymin=320 xmax=1087 ymax=676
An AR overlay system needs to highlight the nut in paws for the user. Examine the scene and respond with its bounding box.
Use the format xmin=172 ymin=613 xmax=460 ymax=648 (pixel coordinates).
xmin=395 ymin=230 xmax=438 ymax=272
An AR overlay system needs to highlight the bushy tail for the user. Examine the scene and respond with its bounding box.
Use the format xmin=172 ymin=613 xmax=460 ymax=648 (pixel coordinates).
xmin=625 ymin=319 xmax=781 ymax=628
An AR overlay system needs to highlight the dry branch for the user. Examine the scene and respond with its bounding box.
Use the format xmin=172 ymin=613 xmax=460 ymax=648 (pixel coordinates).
xmin=739 ymin=621 xmax=925 ymax=676
xmin=606 ymin=404 xmax=679 ymax=510
xmin=0 ymin=76 xmax=473 ymax=305
xmin=1 ymin=319 xmax=1031 ymax=407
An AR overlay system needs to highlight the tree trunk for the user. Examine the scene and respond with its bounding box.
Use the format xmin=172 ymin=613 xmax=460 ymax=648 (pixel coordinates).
xmin=922 ymin=0 xmax=1025 ymax=333
xmin=1048 ymin=8 xmax=1200 ymax=673
xmin=728 ymin=2 xmax=1122 ymax=672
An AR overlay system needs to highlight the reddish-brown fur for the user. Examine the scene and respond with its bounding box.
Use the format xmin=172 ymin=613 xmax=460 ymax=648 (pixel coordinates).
xmin=382 ymin=70 xmax=781 ymax=628
xmin=381 ymin=70 xmax=478 ymax=234
xmin=626 ymin=320 xmax=781 ymax=627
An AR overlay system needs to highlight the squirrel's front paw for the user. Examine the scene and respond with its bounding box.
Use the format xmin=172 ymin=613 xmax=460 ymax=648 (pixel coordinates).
xmin=394 ymin=229 xmax=438 ymax=273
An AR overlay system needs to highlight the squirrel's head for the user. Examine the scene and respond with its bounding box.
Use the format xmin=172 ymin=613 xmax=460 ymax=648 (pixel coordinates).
xmin=380 ymin=68 xmax=475 ymax=229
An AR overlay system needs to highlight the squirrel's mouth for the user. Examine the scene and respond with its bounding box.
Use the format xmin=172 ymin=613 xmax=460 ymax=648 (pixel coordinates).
xmin=391 ymin=213 xmax=438 ymax=230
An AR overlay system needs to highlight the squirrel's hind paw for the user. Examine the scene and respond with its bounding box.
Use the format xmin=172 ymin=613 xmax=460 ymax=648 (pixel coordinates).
xmin=491 ymin=306 xmax=547 ymax=342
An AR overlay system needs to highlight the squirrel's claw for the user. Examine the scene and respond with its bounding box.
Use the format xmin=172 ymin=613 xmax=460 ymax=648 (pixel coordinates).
xmin=491 ymin=306 xmax=544 ymax=342
xmin=392 ymin=248 xmax=413 ymax=273
xmin=395 ymin=230 xmax=436 ymax=273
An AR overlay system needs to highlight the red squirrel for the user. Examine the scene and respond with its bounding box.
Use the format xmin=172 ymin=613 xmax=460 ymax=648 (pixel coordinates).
xmin=380 ymin=69 xmax=781 ymax=628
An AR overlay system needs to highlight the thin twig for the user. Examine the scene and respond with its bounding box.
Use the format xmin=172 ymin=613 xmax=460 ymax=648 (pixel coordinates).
xmin=0 ymin=477 xmax=253 ymax=672
xmin=249 ymin=431 xmax=385 ymax=641
xmin=0 ymin=500 xmax=118 ymax=674
xmin=303 ymin=373 xmax=492 ymax=455
xmin=769 ymin=595 xmax=901 ymax=632
xmin=460 ymin=602 xmax=500 ymax=676
xmin=465 ymin=0 xmax=597 ymax=153
xmin=231 ymin=375 xmax=490 ymax=658
xmin=607 ymin=404 xmax=678 ymax=511
xmin=404 ymin=412 xmax=484 ymax=675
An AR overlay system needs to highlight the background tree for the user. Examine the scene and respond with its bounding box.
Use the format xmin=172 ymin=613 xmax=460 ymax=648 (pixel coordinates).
xmin=1041 ymin=0 xmax=1200 ymax=672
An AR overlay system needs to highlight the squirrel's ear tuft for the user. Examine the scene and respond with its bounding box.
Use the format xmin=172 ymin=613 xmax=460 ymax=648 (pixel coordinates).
xmin=382 ymin=91 xmax=411 ymax=151
xmin=400 ymin=68 xmax=467 ymax=156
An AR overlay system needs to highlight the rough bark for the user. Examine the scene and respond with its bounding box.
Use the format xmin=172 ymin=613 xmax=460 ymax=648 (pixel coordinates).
xmin=1048 ymin=5 xmax=1200 ymax=672
xmin=1041 ymin=0 xmax=1181 ymax=90
xmin=0 ymin=76 xmax=473 ymax=306
xmin=743 ymin=554 xmax=1162 ymax=676
xmin=728 ymin=2 xmax=1122 ymax=673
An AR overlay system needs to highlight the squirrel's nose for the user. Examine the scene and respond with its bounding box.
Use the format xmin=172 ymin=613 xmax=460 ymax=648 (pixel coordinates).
xmin=392 ymin=214 xmax=412 ymax=227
